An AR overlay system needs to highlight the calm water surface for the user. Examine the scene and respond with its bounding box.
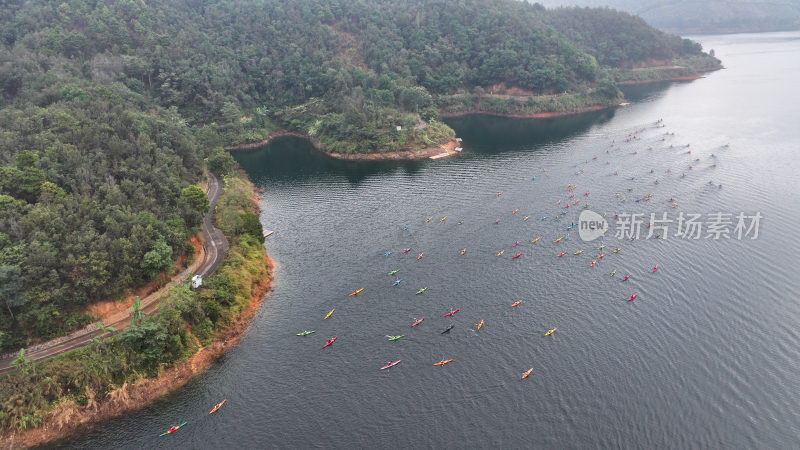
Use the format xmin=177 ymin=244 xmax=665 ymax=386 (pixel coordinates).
xmin=64 ymin=32 xmax=800 ymax=449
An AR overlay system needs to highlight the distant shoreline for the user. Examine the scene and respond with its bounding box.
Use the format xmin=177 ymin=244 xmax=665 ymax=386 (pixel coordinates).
xmin=225 ymin=128 xmax=461 ymax=161
xmin=439 ymin=104 xmax=612 ymax=119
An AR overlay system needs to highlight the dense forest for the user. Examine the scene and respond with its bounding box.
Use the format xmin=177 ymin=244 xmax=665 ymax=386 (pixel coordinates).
xmin=536 ymin=0 xmax=800 ymax=34
xmin=0 ymin=0 xmax=719 ymax=352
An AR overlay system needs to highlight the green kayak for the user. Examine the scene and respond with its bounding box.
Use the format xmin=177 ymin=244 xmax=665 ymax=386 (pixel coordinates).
xmin=296 ymin=330 xmax=315 ymax=336
xmin=387 ymin=335 xmax=405 ymax=341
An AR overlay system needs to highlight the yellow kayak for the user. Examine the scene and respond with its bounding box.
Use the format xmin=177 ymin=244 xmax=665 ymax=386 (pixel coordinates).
xmin=348 ymin=288 xmax=364 ymax=296
xmin=574 ymin=250 xmax=583 ymax=255
xmin=324 ymin=308 xmax=334 ymax=320
xmin=545 ymin=328 xmax=557 ymax=336
xmin=497 ymin=250 xmax=505 ymax=256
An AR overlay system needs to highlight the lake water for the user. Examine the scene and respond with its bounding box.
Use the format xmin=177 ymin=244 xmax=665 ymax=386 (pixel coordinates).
xmin=63 ymin=32 xmax=800 ymax=448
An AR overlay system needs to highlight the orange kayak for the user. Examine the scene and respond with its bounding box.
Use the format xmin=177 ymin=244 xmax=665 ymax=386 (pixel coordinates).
xmin=209 ymin=399 xmax=226 ymax=414
xmin=522 ymin=368 xmax=533 ymax=379
xmin=434 ymin=359 xmax=453 ymax=366
xmin=511 ymin=300 xmax=522 ymax=307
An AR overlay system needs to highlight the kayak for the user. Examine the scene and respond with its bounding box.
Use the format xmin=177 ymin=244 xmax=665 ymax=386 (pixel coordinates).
xmin=415 ymin=287 xmax=427 ymax=295
xmin=522 ymin=368 xmax=533 ymax=379
xmin=497 ymin=250 xmax=505 ymax=256
xmin=434 ymin=359 xmax=453 ymax=366
xmin=512 ymin=241 xmax=521 ymax=247
xmin=349 ymin=288 xmax=364 ymax=296
xmin=402 ymin=248 xmax=411 ymax=254
xmin=476 ymin=319 xmax=484 ymax=330
xmin=512 ymin=209 xmax=519 ymax=214
xmin=531 ymin=237 xmax=540 ymax=244
xmin=613 ymin=248 xmax=621 ymax=253
xmin=209 ymin=399 xmax=227 ymax=415
xmin=411 ymin=317 xmax=425 ymax=327
xmin=653 ymin=265 xmax=659 ymax=272
xmin=324 ymin=309 xmax=334 ymax=320
xmin=380 ymin=360 xmax=401 ymax=370
xmin=461 ymin=248 xmax=466 ymax=255
xmin=574 ymin=250 xmax=583 ymax=255
xmin=322 ymin=336 xmax=338 ymax=348
xmin=523 ymin=216 xmax=530 ymax=221
xmin=392 ymin=279 xmax=403 ymax=286
xmin=159 ymin=422 xmax=187 ymax=437
xmin=417 ymin=252 xmax=424 ymax=260
xmin=512 ymin=253 xmax=522 ymax=259
xmin=441 ymin=325 xmax=454 ymax=334
xmin=553 ymin=237 xmax=563 ymax=243
xmin=387 ymin=334 xmax=405 ymax=341
xmin=383 ymin=251 xmax=393 ymax=256
xmin=511 ymin=300 xmax=522 ymax=307
xmin=444 ymin=308 xmax=460 ymax=317
xmin=388 ymin=269 xmax=399 ymax=275
xmin=557 ymin=252 xmax=566 ymax=257
xmin=628 ymin=293 xmax=638 ymax=301
xmin=425 ymin=217 xmax=432 ymax=223
xmin=598 ymin=245 xmax=605 ymax=250
xmin=597 ymin=253 xmax=606 ymax=259
xmin=545 ymin=328 xmax=557 ymax=336
xmin=610 ymin=270 xmax=616 ymax=277
xmin=296 ymin=330 xmax=315 ymax=336
xmin=590 ymin=260 xmax=596 ymax=267
xmin=623 ymin=274 xmax=631 ymax=281
xmin=440 ymin=216 xmax=447 ymax=222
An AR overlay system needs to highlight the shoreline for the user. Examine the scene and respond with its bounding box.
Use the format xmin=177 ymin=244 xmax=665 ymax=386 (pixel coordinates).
xmin=1 ymin=183 xmax=274 ymax=449
xmin=617 ymin=74 xmax=704 ymax=85
xmin=439 ymin=104 xmax=613 ymax=119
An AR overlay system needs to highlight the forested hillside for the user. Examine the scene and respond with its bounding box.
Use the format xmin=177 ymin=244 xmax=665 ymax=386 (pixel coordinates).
xmin=535 ymin=0 xmax=800 ymax=34
xmin=0 ymin=0 xmax=719 ymax=350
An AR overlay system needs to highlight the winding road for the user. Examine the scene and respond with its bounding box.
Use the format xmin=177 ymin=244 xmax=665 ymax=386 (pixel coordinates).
xmin=0 ymin=172 xmax=229 ymax=373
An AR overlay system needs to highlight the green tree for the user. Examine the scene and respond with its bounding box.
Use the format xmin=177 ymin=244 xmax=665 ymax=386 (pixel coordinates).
xmin=130 ymin=296 xmax=144 ymax=325
xmin=10 ymin=348 xmax=32 ymax=374
xmin=205 ymin=149 xmax=236 ymax=176
xmin=181 ymin=185 xmax=209 ymax=214
xmin=140 ymin=241 xmax=173 ymax=281
xmin=0 ymin=265 xmax=23 ymax=321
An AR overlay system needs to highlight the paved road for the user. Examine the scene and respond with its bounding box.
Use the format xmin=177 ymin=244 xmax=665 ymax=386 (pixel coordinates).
xmin=0 ymin=172 xmax=229 ymax=373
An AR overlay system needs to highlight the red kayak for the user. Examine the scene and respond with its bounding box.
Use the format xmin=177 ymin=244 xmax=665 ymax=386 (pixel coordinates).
xmin=628 ymin=293 xmax=638 ymax=301
xmin=402 ymin=248 xmax=411 ymax=254
xmin=622 ymin=274 xmax=631 ymax=281
xmin=512 ymin=253 xmax=522 ymax=259
xmin=411 ymin=317 xmax=425 ymax=327
xmin=322 ymin=336 xmax=338 ymax=348
xmin=444 ymin=308 xmax=460 ymax=317
xmin=380 ymin=360 xmax=401 ymax=370
xmin=652 ymin=264 xmax=659 ymax=272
